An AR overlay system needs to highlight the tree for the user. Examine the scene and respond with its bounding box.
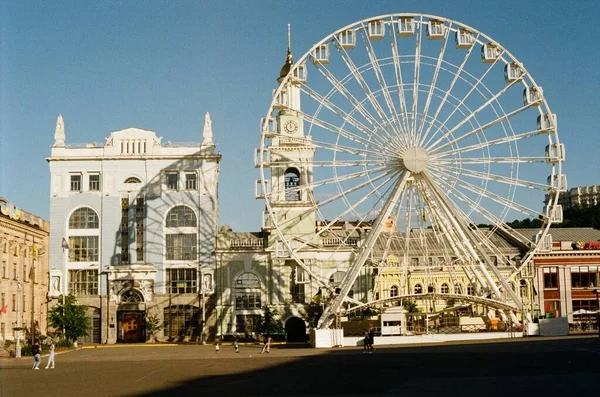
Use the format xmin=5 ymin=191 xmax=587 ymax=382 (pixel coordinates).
xmin=300 ymin=302 xmax=323 ymax=329
xmin=254 ymin=305 xmax=284 ymax=337
xmin=145 ymin=313 xmax=163 ymax=342
xmin=48 ymin=294 xmax=90 ymax=342
xmin=403 ymin=300 xmax=420 ymax=313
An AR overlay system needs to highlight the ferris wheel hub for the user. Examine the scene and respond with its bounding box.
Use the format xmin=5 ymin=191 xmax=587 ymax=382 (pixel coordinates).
xmin=401 ymin=146 xmax=429 ymax=173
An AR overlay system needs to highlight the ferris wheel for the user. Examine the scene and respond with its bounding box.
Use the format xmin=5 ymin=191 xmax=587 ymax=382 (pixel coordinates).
xmin=258 ymin=14 xmax=565 ymax=329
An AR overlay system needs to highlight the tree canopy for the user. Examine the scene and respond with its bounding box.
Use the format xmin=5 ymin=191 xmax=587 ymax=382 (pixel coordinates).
xmin=48 ymin=294 xmax=90 ymax=342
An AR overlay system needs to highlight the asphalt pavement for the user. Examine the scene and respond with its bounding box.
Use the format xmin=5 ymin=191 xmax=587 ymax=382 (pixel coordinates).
xmin=1 ymin=335 xmax=599 ymax=397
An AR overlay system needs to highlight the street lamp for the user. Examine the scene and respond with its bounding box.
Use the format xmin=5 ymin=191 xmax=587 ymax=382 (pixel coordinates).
xmin=14 ymin=282 xmax=22 ymax=358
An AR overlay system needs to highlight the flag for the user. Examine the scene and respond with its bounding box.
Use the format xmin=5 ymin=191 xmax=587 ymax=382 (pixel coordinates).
xmin=311 ymin=288 xmax=322 ymax=304
xmin=32 ymin=245 xmax=38 ymax=260
xmin=0 ymin=305 xmax=7 ymax=314
xmin=61 ymin=237 xmax=70 ymax=252
xmin=422 ymin=209 xmax=427 ymax=222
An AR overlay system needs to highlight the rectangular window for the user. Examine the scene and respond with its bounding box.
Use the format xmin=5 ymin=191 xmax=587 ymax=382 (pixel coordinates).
xmin=0 ymin=323 xmax=4 ymax=341
xmin=89 ymin=174 xmax=101 ymax=191
xmin=235 ymin=314 xmax=261 ymax=333
xmin=163 ymin=306 xmax=198 ymax=339
xmin=166 ymin=172 xmax=178 ymax=190
xmin=235 ymin=292 xmax=262 ymax=309
xmin=68 ymin=236 xmax=99 ymax=262
xmin=70 ymin=174 xmax=82 ymax=191
xmin=69 ymin=269 xmax=98 ymax=295
xmin=2 ymin=261 xmax=6 ymax=278
xmin=135 ymin=197 xmax=144 ymax=262
xmin=166 ymin=234 xmax=197 ymax=261
xmin=13 ymin=263 xmax=17 ymax=280
xmin=571 ymin=266 xmax=598 ymax=288
xmin=543 ymin=267 xmax=558 ymax=289
xmin=167 ymin=268 xmax=197 ymax=294
xmin=1 ymin=293 xmax=5 ymax=308
xmin=185 ymin=173 xmax=197 ymax=190
xmin=121 ymin=198 xmax=129 ymax=263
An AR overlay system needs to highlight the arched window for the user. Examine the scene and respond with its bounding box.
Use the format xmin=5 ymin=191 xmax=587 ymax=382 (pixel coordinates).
xmin=166 ymin=206 xmax=197 ymax=227
xmin=440 ymin=283 xmax=449 ymax=294
xmin=519 ymin=279 xmax=528 ymax=298
xmin=454 ymin=283 xmax=464 ymax=294
xmin=428 ymin=284 xmax=436 ymax=293
xmin=235 ymin=272 xmax=261 ymax=309
xmin=390 ymin=285 xmax=399 ymax=297
xmin=68 ymin=207 xmax=99 ymax=262
xmin=284 ymin=168 xmax=301 ymax=201
xmin=69 ymin=207 xmax=99 ymax=229
xmin=124 ymin=177 xmax=142 ymax=184
xmin=329 ymin=271 xmax=346 ymax=287
xmin=414 ymin=284 xmax=423 ymax=294
xmin=165 ymin=206 xmax=197 ymax=261
xmin=121 ymin=289 xmax=144 ymax=303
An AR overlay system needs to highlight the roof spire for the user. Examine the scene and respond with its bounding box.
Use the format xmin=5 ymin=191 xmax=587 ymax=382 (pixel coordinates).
xmin=53 ymin=114 xmax=65 ymax=147
xmin=202 ymin=112 xmax=214 ymax=145
xmin=278 ymin=24 xmax=294 ymax=81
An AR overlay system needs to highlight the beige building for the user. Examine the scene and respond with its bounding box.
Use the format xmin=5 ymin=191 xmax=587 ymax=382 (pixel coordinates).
xmin=0 ymin=198 xmax=50 ymax=343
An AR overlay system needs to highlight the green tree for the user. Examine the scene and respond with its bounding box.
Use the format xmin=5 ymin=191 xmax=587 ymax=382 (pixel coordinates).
xmin=300 ymin=303 xmax=323 ymax=329
xmin=48 ymin=294 xmax=90 ymax=342
xmin=145 ymin=313 xmax=163 ymax=342
xmin=403 ymin=300 xmax=420 ymax=313
xmin=254 ymin=305 xmax=284 ymax=336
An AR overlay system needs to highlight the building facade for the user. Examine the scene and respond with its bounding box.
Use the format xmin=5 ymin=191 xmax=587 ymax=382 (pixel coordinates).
xmin=46 ymin=114 xmax=220 ymax=344
xmin=0 ymin=198 xmax=50 ymax=343
xmin=546 ymin=185 xmax=600 ymax=209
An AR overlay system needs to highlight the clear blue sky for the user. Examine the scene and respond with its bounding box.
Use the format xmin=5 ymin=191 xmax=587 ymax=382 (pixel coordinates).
xmin=1 ymin=0 xmax=599 ymax=232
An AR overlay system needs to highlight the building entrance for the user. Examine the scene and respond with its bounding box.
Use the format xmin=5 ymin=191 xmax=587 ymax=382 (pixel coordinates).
xmin=117 ymin=311 xmax=145 ymax=343
xmin=285 ymin=316 xmax=307 ymax=342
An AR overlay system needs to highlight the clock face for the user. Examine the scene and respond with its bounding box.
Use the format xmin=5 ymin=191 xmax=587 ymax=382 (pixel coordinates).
xmin=284 ymin=120 xmax=298 ymax=134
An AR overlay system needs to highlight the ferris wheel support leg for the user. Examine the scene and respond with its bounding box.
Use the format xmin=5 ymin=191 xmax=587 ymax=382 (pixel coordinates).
xmin=421 ymin=171 xmax=504 ymax=299
xmin=317 ymin=172 xmax=411 ymax=329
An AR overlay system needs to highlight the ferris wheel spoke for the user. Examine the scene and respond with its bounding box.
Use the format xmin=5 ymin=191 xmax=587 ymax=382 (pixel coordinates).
xmin=433 ymin=156 xmax=547 ymax=165
xmin=429 ymin=103 xmax=531 ymax=155
xmin=389 ymin=22 xmax=412 ymax=136
xmin=299 ymin=87 xmax=393 ymax=149
xmin=422 ymin=53 xmax=505 ymax=149
xmin=431 ymin=171 xmax=536 ymax=247
xmin=434 ymin=129 xmax=543 ymax=158
xmin=426 ymin=77 xmax=520 ymax=152
xmin=429 ymin=164 xmax=544 ymax=218
xmin=419 ymin=33 xmax=480 ymax=147
xmin=410 ymin=20 xmax=424 ymax=143
xmin=309 ymin=137 xmax=387 ymax=160
xmin=432 ymin=163 xmax=550 ymax=191
xmin=312 ymin=58 xmax=398 ymax=145
xmin=416 ymin=23 xmax=451 ymax=141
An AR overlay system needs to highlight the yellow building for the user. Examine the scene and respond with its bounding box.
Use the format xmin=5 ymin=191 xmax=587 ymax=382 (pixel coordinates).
xmin=0 ymin=198 xmax=50 ymax=344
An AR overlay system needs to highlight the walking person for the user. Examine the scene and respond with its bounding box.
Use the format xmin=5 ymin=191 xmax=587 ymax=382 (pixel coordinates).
xmin=233 ymin=338 xmax=240 ymax=353
xmin=31 ymin=341 xmax=41 ymax=370
xmin=363 ymin=329 xmax=370 ymax=353
xmin=260 ymin=335 xmax=272 ymax=354
xmin=368 ymin=327 xmax=375 ymax=353
xmin=45 ymin=339 xmax=55 ymax=369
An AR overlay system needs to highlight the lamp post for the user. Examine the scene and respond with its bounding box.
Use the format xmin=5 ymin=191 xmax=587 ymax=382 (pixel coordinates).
xmin=15 ymin=281 xmax=22 ymax=358
xmin=585 ymin=287 xmax=600 ymax=339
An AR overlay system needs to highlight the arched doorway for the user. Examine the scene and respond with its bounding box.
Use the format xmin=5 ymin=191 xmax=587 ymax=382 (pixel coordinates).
xmin=117 ymin=289 xmax=146 ymax=343
xmin=285 ymin=317 xmax=307 ymax=342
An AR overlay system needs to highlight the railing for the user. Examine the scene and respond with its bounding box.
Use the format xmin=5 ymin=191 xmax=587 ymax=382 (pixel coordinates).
xmin=321 ymin=238 xmax=359 ymax=247
xmin=230 ymin=239 xmax=264 ymax=249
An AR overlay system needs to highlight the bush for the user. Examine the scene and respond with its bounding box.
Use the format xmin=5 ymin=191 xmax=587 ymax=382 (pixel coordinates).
xmin=56 ymin=339 xmax=74 ymax=348
xmin=4 ymin=339 xmax=14 ymax=350
xmin=20 ymin=345 xmax=33 ymax=356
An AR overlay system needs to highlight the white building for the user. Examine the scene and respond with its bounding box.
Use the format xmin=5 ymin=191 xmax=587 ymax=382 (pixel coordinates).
xmin=546 ymin=185 xmax=600 ymax=209
xmin=46 ymin=114 xmax=220 ymax=344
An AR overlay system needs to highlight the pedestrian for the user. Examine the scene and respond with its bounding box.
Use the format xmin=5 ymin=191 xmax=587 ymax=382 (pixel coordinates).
xmin=214 ymin=340 xmax=220 ymax=353
xmin=233 ymin=338 xmax=239 ymax=353
xmin=45 ymin=339 xmax=55 ymax=369
xmin=31 ymin=341 xmax=41 ymax=370
xmin=368 ymin=327 xmax=375 ymax=353
xmin=363 ymin=329 xmax=370 ymax=353
xmin=260 ymin=335 xmax=271 ymax=354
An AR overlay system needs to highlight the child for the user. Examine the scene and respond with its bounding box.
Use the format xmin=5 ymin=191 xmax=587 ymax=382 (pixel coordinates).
xmin=214 ymin=341 xmax=220 ymax=353
xmin=233 ymin=339 xmax=239 ymax=353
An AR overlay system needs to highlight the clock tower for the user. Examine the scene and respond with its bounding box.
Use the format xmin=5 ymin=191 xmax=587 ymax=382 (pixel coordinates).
xmin=262 ymin=26 xmax=315 ymax=242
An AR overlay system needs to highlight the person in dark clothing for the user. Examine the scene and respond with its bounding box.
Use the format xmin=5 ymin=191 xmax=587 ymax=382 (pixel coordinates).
xmin=31 ymin=341 xmax=41 ymax=369
xmin=368 ymin=328 xmax=375 ymax=353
